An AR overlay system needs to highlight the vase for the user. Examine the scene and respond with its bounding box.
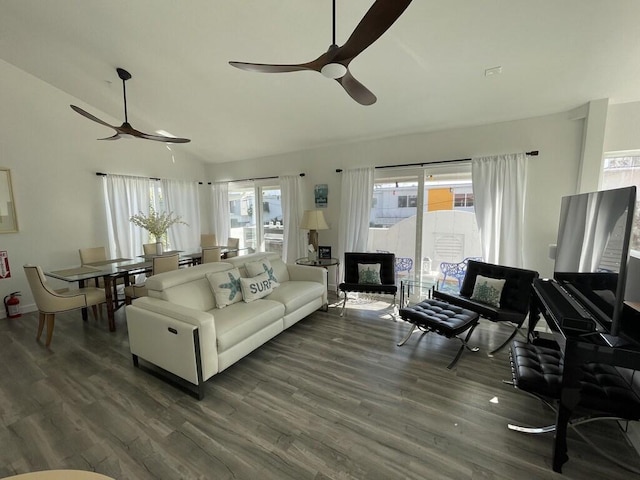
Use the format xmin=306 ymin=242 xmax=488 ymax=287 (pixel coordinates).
xmin=155 ymin=242 xmax=164 ymax=255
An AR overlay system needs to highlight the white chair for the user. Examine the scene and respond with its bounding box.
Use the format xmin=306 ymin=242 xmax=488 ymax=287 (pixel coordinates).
xmin=143 ymin=243 xmax=157 ymax=255
xmin=201 ymin=233 xmax=218 ymax=248
xmin=124 ymin=253 xmax=180 ymax=304
xmin=24 ymin=265 xmax=106 ymax=347
xmin=201 ymin=246 xmax=221 ymax=263
xmin=225 ymin=237 xmax=240 ymax=258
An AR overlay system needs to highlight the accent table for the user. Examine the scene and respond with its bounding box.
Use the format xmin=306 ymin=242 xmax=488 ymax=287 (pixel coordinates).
xmin=295 ymin=257 xmax=340 ymax=295
xmin=400 ymin=271 xmax=440 ymax=307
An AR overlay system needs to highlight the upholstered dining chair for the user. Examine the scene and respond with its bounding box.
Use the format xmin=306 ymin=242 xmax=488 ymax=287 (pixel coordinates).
xmin=124 ymin=253 xmax=180 ymax=304
xmin=24 ymin=265 xmax=106 ymax=347
xmin=201 ymin=246 xmax=221 ymax=264
xmin=78 ymin=246 xmax=132 ymax=301
xmin=143 ymin=243 xmax=157 ymax=255
xmin=225 ymin=237 xmax=240 ymax=258
xmin=201 ymin=233 xmax=217 ymax=248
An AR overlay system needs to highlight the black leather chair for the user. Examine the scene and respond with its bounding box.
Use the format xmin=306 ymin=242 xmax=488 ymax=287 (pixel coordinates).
xmin=433 ymin=260 xmax=539 ymax=354
xmin=339 ymin=252 xmax=397 ymax=317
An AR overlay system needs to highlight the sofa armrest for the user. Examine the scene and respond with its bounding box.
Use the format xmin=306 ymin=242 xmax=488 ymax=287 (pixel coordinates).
xmin=126 ymin=297 xmax=219 ymax=383
xmin=287 ymin=264 xmax=327 ymax=288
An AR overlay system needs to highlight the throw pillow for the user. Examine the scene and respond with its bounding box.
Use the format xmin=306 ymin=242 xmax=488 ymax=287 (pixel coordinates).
xmin=358 ymin=263 xmax=382 ymax=284
xmin=245 ymin=258 xmax=280 ymax=287
xmin=240 ymin=272 xmax=274 ymax=302
xmin=470 ymin=275 xmax=506 ymax=308
xmin=206 ymin=268 xmax=243 ymax=308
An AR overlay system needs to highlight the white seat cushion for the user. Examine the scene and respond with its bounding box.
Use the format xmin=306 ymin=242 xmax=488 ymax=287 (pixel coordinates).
xmin=212 ymin=299 xmax=284 ymax=352
xmin=265 ymin=281 xmax=325 ymax=315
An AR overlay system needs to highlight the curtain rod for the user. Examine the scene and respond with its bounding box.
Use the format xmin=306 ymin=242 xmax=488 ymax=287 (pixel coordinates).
xmin=96 ymin=172 xmax=306 ymax=184
xmin=216 ymin=172 xmax=305 ymax=185
xmin=96 ymin=172 xmax=162 ymax=181
xmin=335 ymin=150 xmax=539 ymax=173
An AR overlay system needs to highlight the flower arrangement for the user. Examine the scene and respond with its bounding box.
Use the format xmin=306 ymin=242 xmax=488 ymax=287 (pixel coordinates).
xmin=129 ymin=207 xmax=188 ymax=243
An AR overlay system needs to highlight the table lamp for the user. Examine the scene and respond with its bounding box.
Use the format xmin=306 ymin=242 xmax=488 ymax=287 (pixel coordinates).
xmin=300 ymin=209 xmax=329 ymax=261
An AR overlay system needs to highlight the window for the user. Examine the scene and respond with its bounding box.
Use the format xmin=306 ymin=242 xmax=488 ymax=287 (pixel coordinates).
xmin=454 ymin=192 xmax=474 ymax=207
xmin=602 ymin=153 xmax=640 ymax=251
xmin=228 ymin=182 xmax=282 ymax=254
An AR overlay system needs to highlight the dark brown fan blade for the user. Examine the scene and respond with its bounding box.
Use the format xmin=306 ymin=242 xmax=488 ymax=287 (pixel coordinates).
xmin=229 ymin=61 xmax=312 ymax=73
xmin=70 ymin=105 xmax=117 ymax=129
xmin=98 ymin=133 xmax=121 ymax=141
xmin=336 ymin=70 xmax=377 ymax=105
xmin=334 ymin=0 xmax=412 ymax=62
xmin=138 ymin=132 xmax=191 ymax=143
xmin=114 ymin=122 xmax=190 ymax=143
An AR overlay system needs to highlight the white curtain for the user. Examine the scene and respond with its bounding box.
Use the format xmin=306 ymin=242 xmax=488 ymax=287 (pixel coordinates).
xmin=338 ymin=167 xmax=375 ymax=278
xmin=472 ymin=153 xmax=527 ymax=267
xmin=162 ymin=179 xmax=201 ymax=251
xmin=280 ymin=175 xmax=305 ymax=263
xmin=210 ymin=182 xmax=230 ymax=244
xmin=103 ymin=174 xmax=151 ymax=259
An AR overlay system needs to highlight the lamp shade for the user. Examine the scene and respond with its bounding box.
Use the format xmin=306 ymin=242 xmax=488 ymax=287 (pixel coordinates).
xmin=300 ymin=210 xmax=329 ymax=230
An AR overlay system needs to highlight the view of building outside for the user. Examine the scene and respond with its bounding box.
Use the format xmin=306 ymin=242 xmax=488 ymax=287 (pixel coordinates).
xmin=368 ymin=171 xmax=482 ymax=290
xmin=602 ymin=154 xmax=640 ymax=252
xmin=228 ymin=184 xmax=282 ymax=254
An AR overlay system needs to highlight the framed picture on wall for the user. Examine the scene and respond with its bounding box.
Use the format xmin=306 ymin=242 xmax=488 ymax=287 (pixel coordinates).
xmin=318 ymin=246 xmax=332 ymax=259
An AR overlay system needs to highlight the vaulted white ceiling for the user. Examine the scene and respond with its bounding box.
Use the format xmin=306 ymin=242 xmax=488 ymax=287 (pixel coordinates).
xmin=2 ymin=0 xmax=640 ymax=164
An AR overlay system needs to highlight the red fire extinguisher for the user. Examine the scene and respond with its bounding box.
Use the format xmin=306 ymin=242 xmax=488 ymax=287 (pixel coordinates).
xmin=4 ymin=291 xmax=21 ymax=318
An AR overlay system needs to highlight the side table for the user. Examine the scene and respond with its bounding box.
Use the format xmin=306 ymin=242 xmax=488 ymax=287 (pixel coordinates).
xmin=400 ymin=272 xmax=439 ymax=307
xmin=295 ymin=257 xmax=340 ymax=295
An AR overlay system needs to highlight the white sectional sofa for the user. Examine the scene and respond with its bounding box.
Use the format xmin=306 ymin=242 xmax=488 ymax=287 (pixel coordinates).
xmin=125 ymin=252 xmax=327 ymax=398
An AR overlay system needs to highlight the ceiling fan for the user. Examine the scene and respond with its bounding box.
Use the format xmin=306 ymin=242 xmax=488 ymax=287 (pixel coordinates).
xmin=70 ymin=67 xmax=190 ymax=143
xmin=229 ymin=0 xmax=412 ymax=106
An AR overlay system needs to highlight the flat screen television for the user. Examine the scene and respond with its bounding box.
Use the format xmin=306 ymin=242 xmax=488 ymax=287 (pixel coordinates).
xmin=553 ymin=186 xmax=636 ymax=339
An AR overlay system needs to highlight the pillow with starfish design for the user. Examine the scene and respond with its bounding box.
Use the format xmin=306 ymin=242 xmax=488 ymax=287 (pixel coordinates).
xmin=206 ymin=268 xmax=243 ymax=308
xmin=245 ymin=258 xmax=280 ymax=287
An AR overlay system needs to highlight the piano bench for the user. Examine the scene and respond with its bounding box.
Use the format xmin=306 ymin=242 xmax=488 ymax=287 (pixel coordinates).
xmin=398 ymin=298 xmax=480 ymax=369
xmin=509 ymin=340 xmax=640 ymax=420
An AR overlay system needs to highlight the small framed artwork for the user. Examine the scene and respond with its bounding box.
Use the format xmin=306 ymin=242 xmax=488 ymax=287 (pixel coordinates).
xmin=318 ymin=246 xmax=332 ymax=259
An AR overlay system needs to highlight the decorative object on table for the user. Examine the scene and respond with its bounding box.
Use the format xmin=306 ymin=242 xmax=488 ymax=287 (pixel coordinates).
xmin=129 ymin=207 xmax=188 ymax=251
xmin=314 ymin=184 xmax=328 ymax=208
xmin=300 ymin=209 xmax=329 ymax=262
xmin=318 ymin=246 xmax=331 ymax=260
xmin=70 ymin=67 xmax=190 ymax=143
xmin=0 ymin=168 xmax=18 ymax=233
xmin=229 ymin=0 xmax=413 ymax=105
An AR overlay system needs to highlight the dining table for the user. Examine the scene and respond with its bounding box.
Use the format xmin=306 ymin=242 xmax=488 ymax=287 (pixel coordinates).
xmin=44 ymin=258 xmax=152 ymax=331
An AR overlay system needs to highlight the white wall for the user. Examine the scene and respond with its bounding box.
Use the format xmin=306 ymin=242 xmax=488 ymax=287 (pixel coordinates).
xmin=605 ymin=101 xmax=640 ymax=153
xmin=0 ymin=59 xmax=208 ymax=310
xmin=208 ymin=110 xmax=586 ymax=279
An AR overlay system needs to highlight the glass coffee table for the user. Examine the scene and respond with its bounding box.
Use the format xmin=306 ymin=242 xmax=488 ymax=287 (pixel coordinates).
xmin=400 ymin=272 xmax=440 ymax=307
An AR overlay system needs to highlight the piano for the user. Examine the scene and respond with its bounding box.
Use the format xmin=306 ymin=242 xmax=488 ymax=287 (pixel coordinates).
xmin=529 ymin=278 xmax=640 ymax=472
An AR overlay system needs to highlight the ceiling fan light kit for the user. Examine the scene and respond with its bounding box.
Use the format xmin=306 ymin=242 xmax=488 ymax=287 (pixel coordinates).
xmin=229 ymin=0 xmax=413 ymax=105
xmin=70 ymin=67 xmax=190 ymax=144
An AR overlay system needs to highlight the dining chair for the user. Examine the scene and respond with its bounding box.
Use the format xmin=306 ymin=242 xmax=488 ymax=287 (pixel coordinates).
xmin=78 ymin=246 xmax=131 ymax=307
xmin=201 ymin=246 xmax=222 ymax=264
xmin=24 ymin=265 xmax=107 ymax=347
xmin=225 ymin=237 xmax=240 ymax=258
xmin=201 ymin=233 xmax=217 ymax=248
xmin=124 ymin=253 xmax=180 ymax=304
xmin=143 ymin=243 xmax=157 ymax=255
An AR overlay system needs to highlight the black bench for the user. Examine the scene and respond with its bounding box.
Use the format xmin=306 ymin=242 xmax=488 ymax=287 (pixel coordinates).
xmin=508 ymin=339 xmax=640 ymax=472
xmin=398 ymin=298 xmax=480 ymax=369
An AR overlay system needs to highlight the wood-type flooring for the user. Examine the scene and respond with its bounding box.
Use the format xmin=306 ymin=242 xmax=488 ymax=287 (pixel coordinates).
xmin=0 ymin=295 xmax=638 ymax=479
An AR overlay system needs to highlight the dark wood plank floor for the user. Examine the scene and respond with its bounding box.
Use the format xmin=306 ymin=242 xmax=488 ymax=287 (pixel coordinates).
xmin=0 ymin=295 xmax=638 ymax=479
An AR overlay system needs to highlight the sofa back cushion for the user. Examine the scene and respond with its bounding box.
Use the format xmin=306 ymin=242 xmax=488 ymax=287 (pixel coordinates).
xmin=146 ymin=262 xmax=234 ymax=311
xmin=225 ymin=252 xmax=290 ymax=283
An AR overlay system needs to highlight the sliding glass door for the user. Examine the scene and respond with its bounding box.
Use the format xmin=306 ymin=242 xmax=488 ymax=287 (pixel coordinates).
xmin=368 ymin=165 xmax=481 ymax=291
